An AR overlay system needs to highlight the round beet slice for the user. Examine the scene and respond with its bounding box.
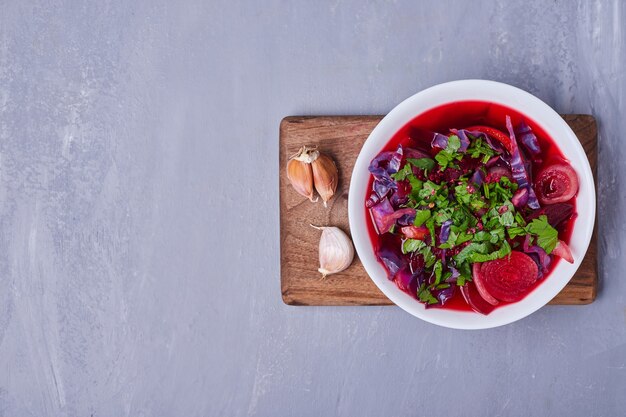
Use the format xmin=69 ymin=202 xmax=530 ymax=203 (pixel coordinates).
xmin=534 ymin=163 xmax=579 ymax=204
xmin=460 ymin=283 xmax=497 ymax=315
xmin=480 ymin=251 xmax=539 ymax=302
xmin=472 ymin=263 xmax=499 ymax=306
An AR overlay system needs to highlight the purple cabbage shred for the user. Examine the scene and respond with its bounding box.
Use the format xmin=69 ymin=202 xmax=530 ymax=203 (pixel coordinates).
xmin=431 ymin=133 xmax=450 ymax=149
xmin=471 ymin=169 xmax=485 ymax=186
xmin=515 ymin=120 xmax=542 ymax=157
xmin=439 ymin=220 xmax=453 ymax=244
xmin=511 ymin=187 xmax=529 ymax=208
xmin=523 ymin=235 xmax=551 ymax=277
xmin=505 ymin=115 xmax=540 ymax=209
xmin=369 ymin=198 xmax=415 ymax=234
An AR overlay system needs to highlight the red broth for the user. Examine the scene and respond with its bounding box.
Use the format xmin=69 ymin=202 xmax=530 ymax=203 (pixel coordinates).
xmin=366 ymin=101 xmax=577 ymax=312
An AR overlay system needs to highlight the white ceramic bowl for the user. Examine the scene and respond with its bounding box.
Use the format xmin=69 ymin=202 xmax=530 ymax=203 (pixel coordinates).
xmin=348 ymin=80 xmax=595 ymax=329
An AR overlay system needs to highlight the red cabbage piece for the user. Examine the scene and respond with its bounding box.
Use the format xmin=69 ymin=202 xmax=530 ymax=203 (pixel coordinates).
xmin=394 ymin=266 xmax=420 ymax=299
xmin=431 ymin=132 xmax=451 ymax=149
xmin=486 ymin=155 xmax=501 ymax=167
xmin=368 ymin=147 xmax=403 ymax=199
xmin=375 ymin=235 xmax=406 ymax=278
xmin=395 ymin=212 xmax=416 ymax=226
xmin=526 ymin=203 xmax=575 ymax=228
xmin=369 ymin=198 xmax=416 ymax=234
xmin=511 ymin=187 xmax=529 ymax=208
xmin=389 ymin=145 xmax=403 ymax=173
xmin=446 ymin=266 xmax=460 ymax=283
xmin=389 ymin=180 xmax=411 ymax=207
xmin=439 ymin=220 xmax=453 ymax=244
xmin=450 ymin=129 xmax=471 ymax=152
xmin=505 ymin=116 xmax=540 ymax=209
xmin=523 ymin=235 xmax=551 ymax=277
xmin=365 ymin=192 xmax=381 ymax=208
xmin=471 ymin=169 xmax=485 ymax=186
xmin=515 ymin=120 xmax=542 ymax=158
xmin=426 ymin=285 xmax=456 ymax=308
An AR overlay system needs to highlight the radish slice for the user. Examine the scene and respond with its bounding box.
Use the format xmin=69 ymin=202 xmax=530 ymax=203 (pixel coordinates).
xmin=400 ymin=226 xmax=429 ymax=240
xmin=472 ymin=263 xmax=499 ymax=306
xmin=480 ymin=251 xmax=539 ymax=302
xmin=535 ymin=163 xmax=579 ymax=204
xmin=552 ymin=240 xmax=574 ymax=263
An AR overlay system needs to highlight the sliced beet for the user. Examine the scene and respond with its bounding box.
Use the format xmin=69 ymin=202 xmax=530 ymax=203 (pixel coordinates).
xmin=472 ymin=263 xmax=499 ymax=306
xmin=480 ymin=251 xmax=539 ymax=302
xmin=534 ymin=163 xmax=579 ymax=204
xmin=527 ymin=203 xmax=574 ymax=228
xmin=460 ymin=283 xmax=497 ymax=315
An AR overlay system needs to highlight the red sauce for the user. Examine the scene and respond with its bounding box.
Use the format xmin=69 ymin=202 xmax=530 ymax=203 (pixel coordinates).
xmin=366 ymin=101 xmax=577 ymax=312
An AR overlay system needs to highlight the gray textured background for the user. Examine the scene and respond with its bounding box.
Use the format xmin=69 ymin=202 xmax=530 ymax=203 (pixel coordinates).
xmin=0 ymin=1 xmax=625 ymax=416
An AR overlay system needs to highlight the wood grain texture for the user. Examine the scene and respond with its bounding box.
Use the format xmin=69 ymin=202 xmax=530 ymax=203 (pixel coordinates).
xmin=279 ymin=115 xmax=597 ymax=306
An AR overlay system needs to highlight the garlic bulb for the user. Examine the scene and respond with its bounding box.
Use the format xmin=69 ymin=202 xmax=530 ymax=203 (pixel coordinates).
xmin=311 ymin=153 xmax=338 ymax=207
xmin=311 ymin=225 xmax=354 ymax=277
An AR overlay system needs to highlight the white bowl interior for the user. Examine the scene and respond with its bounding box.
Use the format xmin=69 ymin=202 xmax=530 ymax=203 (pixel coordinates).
xmin=348 ymin=80 xmax=596 ymax=329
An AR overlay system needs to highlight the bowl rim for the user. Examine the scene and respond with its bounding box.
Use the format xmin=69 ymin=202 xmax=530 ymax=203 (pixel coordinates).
xmin=348 ymin=79 xmax=596 ymax=329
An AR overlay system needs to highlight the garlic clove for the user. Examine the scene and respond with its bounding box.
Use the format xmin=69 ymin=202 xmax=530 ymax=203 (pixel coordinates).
xmin=311 ymin=153 xmax=338 ymax=207
xmin=292 ymin=146 xmax=320 ymax=164
xmin=287 ymin=157 xmax=316 ymax=202
xmin=311 ymin=225 xmax=354 ymax=277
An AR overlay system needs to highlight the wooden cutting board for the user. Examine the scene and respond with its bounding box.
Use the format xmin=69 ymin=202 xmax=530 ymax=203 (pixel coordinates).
xmin=279 ymin=115 xmax=597 ymax=306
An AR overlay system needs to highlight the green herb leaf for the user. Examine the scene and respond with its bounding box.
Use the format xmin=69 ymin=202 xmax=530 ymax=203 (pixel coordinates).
xmin=499 ymin=211 xmax=515 ymax=227
xmin=402 ymin=238 xmax=425 ymax=254
xmin=425 ymin=216 xmax=436 ymax=246
xmin=413 ymin=209 xmax=431 ymax=227
xmin=526 ymin=215 xmax=559 ymax=254
xmin=418 ymin=181 xmax=441 ymax=200
xmin=467 ymin=137 xmax=496 ymax=161
xmin=507 ymin=226 xmax=526 ymax=239
xmin=391 ymin=164 xmax=412 ymax=181
xmin=447 ymin=135 xmax=461 ymax=152
xmin=407 ymin=158 xmax=435 ymax=172
xmin=418 ymin=284 xmax=438 ymax=304
xmin=474 ymin=231 xmax=491 ymax=242
xmin=407 ymin=175 xmax=423 ymax=200
xmin=454 ymin=242 xmax=491 ymax=264
xmin=433 ymin=260 xmax=443 ymax=284
xmin=489 ymin=228 xmax=505 ymax=244
xmin=456 ymin=232 xmax=474 ymax=245
xmin=435 ymin=152 xmax=452 ymax=170
xmin=422 ymin=246 xmax=436 ymax=268
xmin=468 ymin=241 xmax=511 ymax=263
xmin=456 ymin=263 xmax=472 ymax=286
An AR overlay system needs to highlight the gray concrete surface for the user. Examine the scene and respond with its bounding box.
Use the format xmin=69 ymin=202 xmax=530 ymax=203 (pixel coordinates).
xmin=0 ymin=1 xmax=625 ymax=416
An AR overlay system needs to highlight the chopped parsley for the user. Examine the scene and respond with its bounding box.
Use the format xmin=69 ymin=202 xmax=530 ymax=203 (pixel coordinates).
xmin=525 ymin=215 xmax=559 ymax=254
xmin=413 ymin=209 xmax=431 ymax=227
